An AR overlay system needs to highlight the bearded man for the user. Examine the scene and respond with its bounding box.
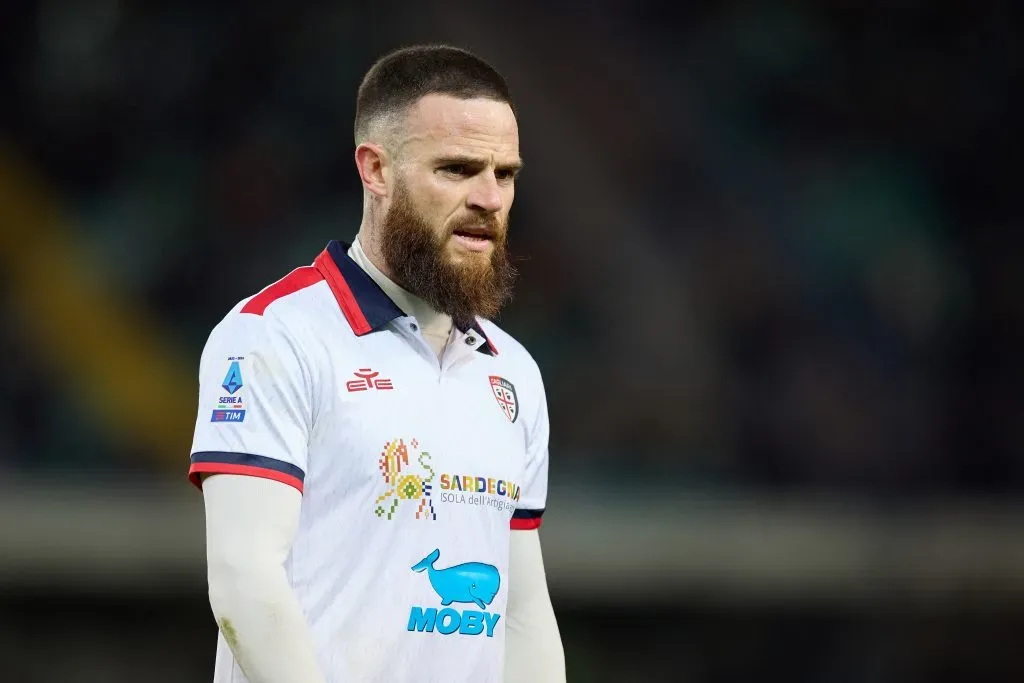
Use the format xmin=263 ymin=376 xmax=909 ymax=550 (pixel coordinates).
xmin=187 ymin=44 xmax=565 ymax=683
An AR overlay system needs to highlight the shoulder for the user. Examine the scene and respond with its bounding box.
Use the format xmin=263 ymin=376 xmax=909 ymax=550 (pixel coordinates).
xmin=204 ymin=266 xmax=335 ymax=357
xmin=237 ymin=265 xmax=326 ymax=317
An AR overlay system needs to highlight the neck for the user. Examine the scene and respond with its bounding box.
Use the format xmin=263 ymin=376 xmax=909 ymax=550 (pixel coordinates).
xmin=355 ymin=202 xmax=395 ymax=281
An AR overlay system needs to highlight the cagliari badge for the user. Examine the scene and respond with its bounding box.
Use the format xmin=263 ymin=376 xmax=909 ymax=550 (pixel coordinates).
xmin=488 ymin=375 xmax=518 ymax=424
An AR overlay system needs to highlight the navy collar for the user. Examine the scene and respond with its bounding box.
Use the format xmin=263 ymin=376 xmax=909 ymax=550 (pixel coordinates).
xmin=313 ymin=240 xmax=498 ymax=355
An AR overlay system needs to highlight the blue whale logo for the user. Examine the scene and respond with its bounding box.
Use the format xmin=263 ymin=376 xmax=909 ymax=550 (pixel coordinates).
xmin=411 ymin=549 xmax=500 ymax=610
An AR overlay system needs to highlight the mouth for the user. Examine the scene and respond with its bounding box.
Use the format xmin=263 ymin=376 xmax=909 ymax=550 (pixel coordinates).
xmin=451 ymin=225 xmax=496 ymax=252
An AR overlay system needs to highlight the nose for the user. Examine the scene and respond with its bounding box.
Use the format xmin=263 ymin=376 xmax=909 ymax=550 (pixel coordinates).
xmin=466 ymin=174 xmax=503 ymax=213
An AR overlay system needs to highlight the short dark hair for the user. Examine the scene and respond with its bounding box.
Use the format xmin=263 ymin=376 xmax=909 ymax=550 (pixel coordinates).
xmin=354 ymin=44 xmax=514 ymax=144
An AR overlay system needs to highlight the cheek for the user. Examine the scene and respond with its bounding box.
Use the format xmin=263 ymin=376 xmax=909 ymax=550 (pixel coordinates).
xmin=406 ymin=184 xmax=457 ymax=225
xmin=413 ymin=176 xmax=459 ymax=208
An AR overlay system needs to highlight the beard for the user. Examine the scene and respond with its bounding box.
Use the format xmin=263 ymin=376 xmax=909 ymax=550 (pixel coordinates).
xmin=378 ymin=184 xmax=517 ymax=329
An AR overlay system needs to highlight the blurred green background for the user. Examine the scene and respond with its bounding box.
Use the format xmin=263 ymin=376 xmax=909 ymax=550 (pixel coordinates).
xmin=0 ymin=1 xmax=1021 ymax=681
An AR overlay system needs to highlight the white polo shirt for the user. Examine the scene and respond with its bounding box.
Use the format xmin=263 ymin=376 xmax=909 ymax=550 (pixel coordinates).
xmin=188 ymin=240 xmax=549 ymax=683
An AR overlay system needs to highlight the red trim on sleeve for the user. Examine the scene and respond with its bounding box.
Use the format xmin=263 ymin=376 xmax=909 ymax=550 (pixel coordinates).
xmin=510 ymin=517 xmax=543 ymax=530
xmin=188 ymin=463 xmax=305 ymax=493
xmin=241 ymin=266 xmax=324 ymax=316
xmin=314 ymin=250 xmax=372 ymax=335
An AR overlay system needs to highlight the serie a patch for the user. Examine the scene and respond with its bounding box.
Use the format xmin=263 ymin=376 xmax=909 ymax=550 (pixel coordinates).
xmin=211 ymin=358 xmax=246 ymax=422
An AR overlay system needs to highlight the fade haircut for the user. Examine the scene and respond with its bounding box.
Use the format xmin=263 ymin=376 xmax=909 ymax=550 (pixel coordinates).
xmin=354 ymin=44 xmax=514 ymax=146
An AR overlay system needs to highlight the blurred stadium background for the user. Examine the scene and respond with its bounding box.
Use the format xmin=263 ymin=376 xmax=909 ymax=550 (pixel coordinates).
xmin=1 ymin=1 xmax=1022 ymax=681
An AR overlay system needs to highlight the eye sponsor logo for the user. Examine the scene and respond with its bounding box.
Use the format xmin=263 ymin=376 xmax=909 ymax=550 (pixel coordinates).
xmin=346 ymin=368 xmax=394 ymax=392
xmin=407 ymin=549 xmax=501 ymax=638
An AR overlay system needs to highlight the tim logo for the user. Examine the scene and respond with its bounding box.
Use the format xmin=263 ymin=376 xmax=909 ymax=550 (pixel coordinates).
xmin=346 ymin=368 xmax=394 ymax=392
xmin=407 ymin=549 xmax=501 ymax=638
xmin=210 ymin=409 xmax=245 ymax=423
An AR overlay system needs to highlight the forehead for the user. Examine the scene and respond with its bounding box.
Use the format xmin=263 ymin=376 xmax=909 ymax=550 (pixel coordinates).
xmin=400 ymin=94 xmax=519 ymax=162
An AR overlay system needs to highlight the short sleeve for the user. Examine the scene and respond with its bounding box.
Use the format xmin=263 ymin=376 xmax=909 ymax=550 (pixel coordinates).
xmin=511 ymin=374 xmax=549 ymax=530
xmin=188 ymin=310 xmax=313 ymax=493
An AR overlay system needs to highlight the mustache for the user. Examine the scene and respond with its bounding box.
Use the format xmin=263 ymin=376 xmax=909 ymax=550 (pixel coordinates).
xmin=446 ymin=214 xmax=506 ymax=238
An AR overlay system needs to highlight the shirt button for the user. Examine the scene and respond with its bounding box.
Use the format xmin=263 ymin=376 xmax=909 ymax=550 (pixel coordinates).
xmin=410 ymin=323 xmax=418 ymax=331
xmin=465 ymin=336 xmax=476 ymax=345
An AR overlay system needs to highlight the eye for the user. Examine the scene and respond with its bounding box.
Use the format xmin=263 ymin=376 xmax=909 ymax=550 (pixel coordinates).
xmin=495 ymin=169 xmax=516 ymax=182
xmin=440 ymin=164 xmax=469 ymax=176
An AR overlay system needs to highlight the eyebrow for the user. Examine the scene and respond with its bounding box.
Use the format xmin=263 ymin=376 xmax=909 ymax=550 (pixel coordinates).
xmin=435 ymin=155 xmax=524 ymax=174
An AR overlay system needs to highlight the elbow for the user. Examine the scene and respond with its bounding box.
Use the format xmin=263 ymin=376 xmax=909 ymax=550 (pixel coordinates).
xmin=206 ymin=554 xmax=282 ymax=620
xmin=207 ymin=556 xmax=245 ymax=620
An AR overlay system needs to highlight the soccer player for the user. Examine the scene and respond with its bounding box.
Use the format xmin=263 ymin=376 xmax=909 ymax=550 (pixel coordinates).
xmin=188 ymin=45 xmax=566 ymax=683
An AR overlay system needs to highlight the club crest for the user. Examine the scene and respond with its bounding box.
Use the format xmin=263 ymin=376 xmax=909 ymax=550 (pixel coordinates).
xmin=488 ymin=376 xmax=518 ymax=424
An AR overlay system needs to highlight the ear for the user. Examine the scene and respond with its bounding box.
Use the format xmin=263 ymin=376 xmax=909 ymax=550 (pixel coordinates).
xmin=354 ymin=142 xmax=389 ymax=197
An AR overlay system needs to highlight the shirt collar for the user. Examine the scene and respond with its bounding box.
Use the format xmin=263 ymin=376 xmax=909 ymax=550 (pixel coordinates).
xmin=348 ymin=237 xmax=452 ymax=340
xmin=313 ymin=240 xmax=498 ymax=355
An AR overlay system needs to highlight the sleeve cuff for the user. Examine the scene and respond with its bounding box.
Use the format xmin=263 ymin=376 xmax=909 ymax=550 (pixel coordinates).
xmin=189 ymin=451 xmax=305 ymax=493
xmin=510 ymin=508 xmax=544 ymax=530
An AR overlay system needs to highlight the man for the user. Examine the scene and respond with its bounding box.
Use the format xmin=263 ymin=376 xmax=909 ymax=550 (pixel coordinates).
xmin=188 ymin=45 xmax=566 ymax=683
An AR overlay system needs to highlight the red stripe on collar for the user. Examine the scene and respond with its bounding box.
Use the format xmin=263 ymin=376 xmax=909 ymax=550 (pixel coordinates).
xmin=314 ymin=249 xmax=372 ymax=336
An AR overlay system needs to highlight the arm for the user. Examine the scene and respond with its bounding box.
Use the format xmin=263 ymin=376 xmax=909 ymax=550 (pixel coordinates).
xmin=504 ymin=528 xmax=565 ymax=683
xmin=204 ymin=474 xmax=326 ymax=683
xmin=505 ymin=361 xmax=565 ymax=682
xmin=188 ymin=306 xmax=324 ymax=681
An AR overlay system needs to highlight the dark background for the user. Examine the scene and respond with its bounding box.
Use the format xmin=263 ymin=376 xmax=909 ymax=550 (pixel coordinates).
xmin=0 ymin=1 xmax=1021 ymax=681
